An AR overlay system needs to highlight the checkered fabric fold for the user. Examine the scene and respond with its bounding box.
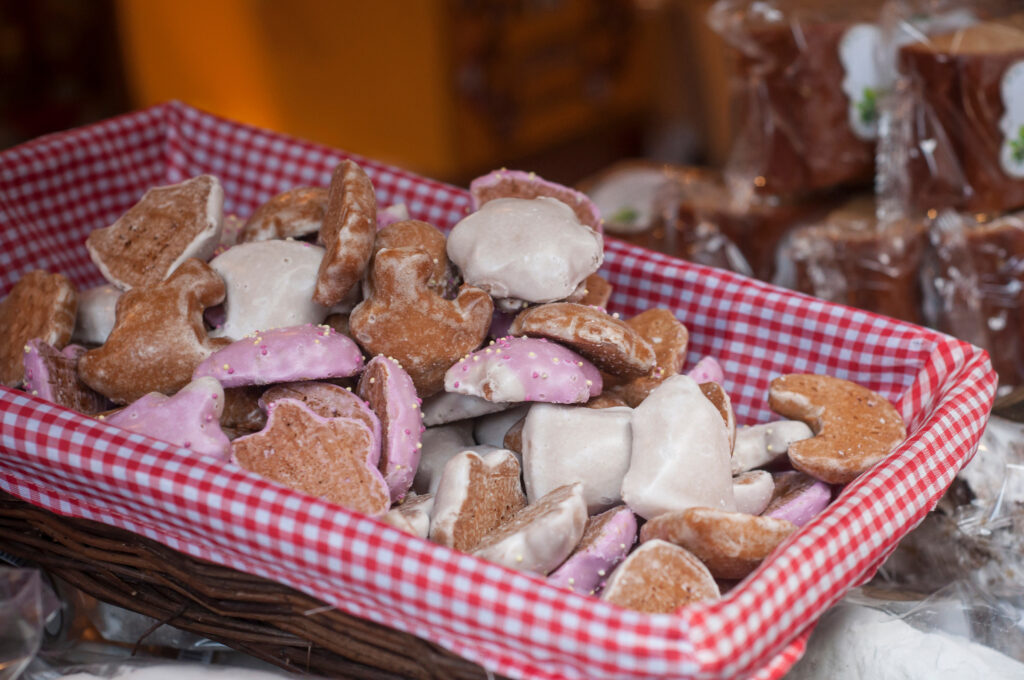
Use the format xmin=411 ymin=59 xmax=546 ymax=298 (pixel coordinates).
xmin=0 ymin=102 xmax=996 ymax=679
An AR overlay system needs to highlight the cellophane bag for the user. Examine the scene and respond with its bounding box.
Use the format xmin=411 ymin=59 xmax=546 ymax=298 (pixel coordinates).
xmin=708 ymin=0 xmax=885 ymax=199
xmin=774 ymin=196 xmax=928 ymax=325
xmin=877 ymin=0 xmax=1024 ymax=216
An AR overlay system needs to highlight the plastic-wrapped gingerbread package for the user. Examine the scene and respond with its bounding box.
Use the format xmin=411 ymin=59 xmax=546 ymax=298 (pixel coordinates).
xmin=877 ymin=0 xmax=1024 ymax=216
xmin=708 ymin=0 xmax=886 ymax=199
xmin=774 ymin=196 xmax=928 ymax=325
xmin=922 ymin=210 xmax=1024 ymax=392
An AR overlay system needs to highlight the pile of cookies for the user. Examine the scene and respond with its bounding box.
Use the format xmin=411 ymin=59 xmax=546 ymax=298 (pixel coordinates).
xmin=0 ymin=163 xmax=908 ymax=613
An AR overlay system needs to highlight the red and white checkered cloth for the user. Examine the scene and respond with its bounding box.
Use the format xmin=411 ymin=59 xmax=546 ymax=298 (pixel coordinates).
xmin=0 ymin=102 xmax=996 ymax=679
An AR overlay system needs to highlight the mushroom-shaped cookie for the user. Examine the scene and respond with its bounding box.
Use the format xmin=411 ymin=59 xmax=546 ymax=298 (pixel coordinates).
xmin=472 ymin=482 xmax=588 ymax=575
xmin=239 ymin=186 xmax=328 ymax=243
xmin=232 ymin=398 xmax=390 ymax=517
xmin=78 ymin=259 xmax=229 ymax=404
xmin=86 ymin=175 xmax=224 ymax=290
xmin=0 ymin=270 xmax=76 ymax=387
xmin=509 ymin=303 xmax=655 ymax=379
xmin=104 ymin=376 xmax=231 ymax=460
xmin=349 ymin=247 xmax=493 ymax=396
xmin=447 ymin=196 xmax=603 ymax=306
xmin=357 ymin=355 xmax=424 ymax=502
xmin=601 ymin=539 xmax=720 ymax=613
xmin=548 ymin=505 xmax=637 ymax=595
xmin=23 ymin=340 xmax=107 ymax=414
xmin=194 ymin=323 xmax=364 ymax=388
xmin=444 ymin=336 xmax=602 ymax=404
xmin=209 ymin=240 xmax=329 ymax=340
xmin=313 ymin=160 xmax=377 ymax=306
xmin=640 ymin=507 xmax=798 ymax=580
xmin=769 ymin=374 xmax=907 ymax=484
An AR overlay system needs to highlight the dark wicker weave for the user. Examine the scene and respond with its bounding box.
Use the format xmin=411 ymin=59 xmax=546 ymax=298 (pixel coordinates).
xmin=0 ymin=493 xmax=503 ymax=679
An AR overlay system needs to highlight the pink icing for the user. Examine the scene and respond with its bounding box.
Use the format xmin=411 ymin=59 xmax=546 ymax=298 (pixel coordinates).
xmin=765 ymin=480 xmax=832 ymax=527
xmin=23 ymin=340 xmax=86 ymax=403
xmin=444 ymin=336 xmax=602 ymax=404
xmin=358 ymin=356 xmax=423 ymax=503
xmin=686 ymin=356 xmax=724 ymax=385
xmin=548 ymin=506 xmax=637 ymax=595
xmin=193 ymin=323 xmax=364 ymax=387
xmin=105 ymin=376 xmax=230 ymax=460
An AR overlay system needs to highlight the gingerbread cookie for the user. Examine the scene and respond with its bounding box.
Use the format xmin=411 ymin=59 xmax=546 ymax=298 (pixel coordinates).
xmin=422 ymin=391 xmax=511 ymax=427
xmin=576 ymin=273 xmax=613 ymax=309
xmin=548 ymin=505 xmax=637 ymax=595
xmin=429 ymin=448 xmax=526 ymax=552
xmin=220 ymin=386 xmax=268 ymax=434
xmin=260 ymin=381 xmax=380 ymax=457
xmin=194 ymin=323 xmax=364 ymax=388
xmin=763 ymin=471 xmax=832 ymax=527
xmin=769 ymin=374 xmax=907 ymax=484
xmin=209 ymin=240 xmax=329 ymax=340
xmin=509 ymin=303 xmax=655 ymax=379
xmin=22 ymin=340 xmax=107 ymax=414
xmin=71 ymin=283 xmax=121 ymax=347
xmin=86 ymin=175 xmax=224 ymax=290
xmin=447 ymin=196 xmax=603 ymax=306
xmin=600 ymin=539 xmax=720 ymax=613
xmin=732 ymin=470 xmax=774 ymax=516
xmin=622 ymin=375 xmax=735 ymax=520
xmin=357 ymin=355 xmax=423 ymax=502
xmin=640 ymin=507 xmax=797 ymax=580
xmin=0 ymin=270 xmax=76 ymax=387
xmin=472 ymin=482 xmax=588 ymax=575
xmin=413 ymin=421 xmax=482 ymax=494
xmin=78 ymin=259 xmax=229 ymax=404
xmin=444 ymin=336 xmax=602 ymax=404
xmin=377 ymin=203 xmax=410 ymax=229
xmin=522 ymin=403 xmax=632 ymax=513
xmin=232 ymin=398 xmax=390 ymax=516
xmin=473 ymin=404 xmax=531 ymax=448
xmin=369 ymin=220 xmax=451 ymax=298
xmin=700 ymin=381 xmax=736 ymax=453
xmin=349 ymin=247 xmax=493 ymax=396
xmin=313 ymin=160 xmax=377 ymax=306
xmin=382 ymin=493 xmax=434 ymax=538
xmin=731 ymin=420 xmax=813 ymax=474
xmin=239 ymin=186 xmax=328 ymax=243
xmin=469 ymin=168 xmax=603 ymax=235
xmin=104 ymin=376 xmax=230 ymax=460
xmin=604 ymin=308 xmax=690 ymax=407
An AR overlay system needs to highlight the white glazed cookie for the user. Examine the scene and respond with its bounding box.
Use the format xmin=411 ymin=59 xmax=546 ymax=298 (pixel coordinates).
xmin=621 ymin=375 xmax=735 ymax=519
xmin=522 ymin=403 xmax=632 ymax=513
xmin=731 ymin=420 xmax=814 ymax=475
xmin=209 ymin=240 xmax=328 ymax=340
xmin=72 ymin=283 xmax=122 ymax=346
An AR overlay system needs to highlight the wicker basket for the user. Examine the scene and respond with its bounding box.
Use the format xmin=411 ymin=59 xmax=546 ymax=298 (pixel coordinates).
xmin=0 ymin=492 xmax=497 ymax=679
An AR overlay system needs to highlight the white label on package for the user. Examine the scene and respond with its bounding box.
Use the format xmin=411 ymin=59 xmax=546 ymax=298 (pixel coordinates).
xmin=839 ymin=24 xmax=884 ymax=142
xmin=1000 ymin=60 xmax=1024 ymax=178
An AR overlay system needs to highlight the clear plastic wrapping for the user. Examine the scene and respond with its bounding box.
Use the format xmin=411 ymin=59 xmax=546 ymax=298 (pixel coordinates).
xmin=922 ymin=210 xmax=1024 ymax=391
xmin=774 ymin=196 xmax=927 ymax=324
xmin=0 ymin=569 xmax=60 ymax=680
xmin=877 ymin=1 xmax=1024 ymax=216
xmin=709 ymin=0 xmax=885 ymax=198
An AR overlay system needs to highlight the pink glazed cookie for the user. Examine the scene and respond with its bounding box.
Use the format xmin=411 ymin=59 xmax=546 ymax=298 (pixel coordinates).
xmin=194 ymin=324 xmax=364 ymax=388
xmin=444 ymin=336 xmax=602 ymax=404
xmin=104 ymin=376 xmax=230 ymax=460
xmin=548 ymin=505 xmax=637 ymax=595
xmin=357 ymin=355 xmax=424 ymax=502
xmin=22 ymin=340 xmax=107 ymax=414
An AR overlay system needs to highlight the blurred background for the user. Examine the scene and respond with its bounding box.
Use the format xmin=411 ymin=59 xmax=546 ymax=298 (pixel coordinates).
xmin=0 ymin=0 xmax=728 ymax=187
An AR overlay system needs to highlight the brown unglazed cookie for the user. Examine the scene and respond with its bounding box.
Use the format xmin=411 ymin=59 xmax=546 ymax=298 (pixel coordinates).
xmin=429 ymin=449 xmax=526 ymax=552
xmin=370 ymin=220 xmax=451 ymax=297
xmin=240 ymin=186 xmax=328 ymax=242
xmin=78 ymin=259 xmax=230 ymax=404
xmin=86 ymin=175 xmax=223 ymax=290
xmin=502 ymin=415 xmax=526 ymax=453
xmin=508 ymin=302 xmax=654 ymax=379
xmin=349 ymin=247 xmax=493 ymax=396
xmin=700 ymin=381 xmax=736 ymax=453
xmin=221 ymin=386 xmax=268 ymax=433
xmin=601 ymin=539 xmax=720 ymax=614
xmin=231 ymin=399 xmax=390 ymax=517
xmin=261 ymin=381 xmax=380 ymax=441
xmin=604 ymin=308 xmax=689 ymax=407
xmin=769 ymin=374 xmax=907 ymax=484
xmin=0 ymin=270 xmax=76 ymax=387
xmin=640 ymin=507 xmax=797 ymax=580
xmin=577 ymin=273 xmax=613 ymax=309
xmin=313 ymin=160 xmax=377 ymax=306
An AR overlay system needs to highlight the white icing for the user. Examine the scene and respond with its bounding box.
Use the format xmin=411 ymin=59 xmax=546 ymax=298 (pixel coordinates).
xmin=731 ymin=420 xmax=814 ymax=474
xmin=414 ymin=422 xmax=497 ymax=495
xmin=165 ymin=176 xmax=225 ymax=277
xmin=429 ymin=449 xmax=520 ymax=547
xmin=72 ymin=283 xmax=122 ymax=345
xmin=473 ymin=403 xmax=531 ymax=448
xmin=446 ymin=197 xmax=603 ymax=303
xmin=421 ymin=391 xmax=511 ymax=427
xmin=732 ymin=470 xmax=774 ymax=516
xmin=209 ymin=240 xmax=328 ymax=340
xmin=1000 ymin=60 xmax=1024 ymax=178
xmin=622 ymin=375 xmax=735 ymax=520
xmin=522 ymin=404 xmax=632 ymax=514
